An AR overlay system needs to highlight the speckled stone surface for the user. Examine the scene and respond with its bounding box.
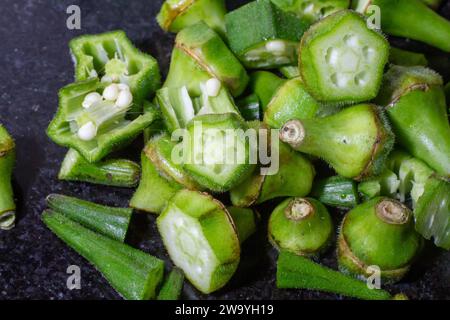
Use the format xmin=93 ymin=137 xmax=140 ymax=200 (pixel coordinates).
xmin=0 ymin=0 xmax=449 ymax=300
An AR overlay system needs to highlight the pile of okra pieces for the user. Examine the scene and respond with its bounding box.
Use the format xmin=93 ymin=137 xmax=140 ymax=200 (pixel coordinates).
xmin=40 ymin=0 xmax=450 ymax=300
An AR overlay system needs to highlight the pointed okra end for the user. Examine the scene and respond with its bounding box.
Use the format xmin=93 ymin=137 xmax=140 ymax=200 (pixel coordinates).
xmin=299 ymin=10 xmax=389 ymax=104
xmin=338 ymin=197 xmax=423 ymax=283
xmin=157 ymin=190 xmax=240 ymax=294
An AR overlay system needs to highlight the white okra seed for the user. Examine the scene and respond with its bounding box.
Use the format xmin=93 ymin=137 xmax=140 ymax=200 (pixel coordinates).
xmin=82 ymin=92 xmax=102 ymax=109
xmin=103 ymin=84 xmax=120 ymax=101
xmin=265 ymin=40 xmax=286 ymax=55
xmin=115 ymin=89 xmax=133 ymax=108
xmin=205 ymin=78 xmax=221 ymax=97
xmin=77 ymin=122 xmax=97 ymax=141
xmin=117 ymin=83 xmax=130 ymax=92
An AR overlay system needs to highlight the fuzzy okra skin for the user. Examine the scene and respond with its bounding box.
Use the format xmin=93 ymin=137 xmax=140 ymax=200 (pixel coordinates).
xmin=226 ymin=0 xmax=308 ymax=69
xmin=376 ymin=65 xmax=450 ymax=176
xmin=157 ymin=0 xmax=227 ymax=36
xmin=389 ymin=47 xmax=428 ymax=67
xmin=69 ymin=30 xmax=161 ymax=114
xmin=46 ymin=194 xmax=132 ymax=242
xmin=157 ymin=190 xmax=240 ymax=294
xmin=280 ymin=104 xmax=394 ymax=180
xmin=0 ymin=125 xmax=15 ymax=230
xmin=354 ymin=0 xmax=450 ymax=52
xmin=164 ymin=22 xmax=248 ymax=97
xmin=58 ymin=149 xmax=140 ymax=188
xmin=414 ymin=176 xmax=450 ymax=250
xmin=130 ymin=152 xmax=182 ymax=215
xmin=338 ymin=197 xmax=423 ymax=283
xmin=157 ymin=268 xmax=185 ymax=300
xmin=299 ymin=10 xmax=389 ymax=105
xmin=42 ymin=210 xmax=164 ymax=300
xmin=249 ymin=71 xmax=286 ymax=111
xmin=269 ymin=198 xmax=333 ymax=256
xmin=277 ymin=251 xmax=392 ymax=300
xmin=311 ymin=176 xmax=359 ymax=208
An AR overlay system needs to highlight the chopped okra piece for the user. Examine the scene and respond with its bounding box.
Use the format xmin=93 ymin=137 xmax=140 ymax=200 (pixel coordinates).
xmin=389 ymin=47 xmax=428 ymax=67
xmin=358 ymin=169 xmax=400 ymax=201
xmin=164 ymin=22 xmax=249 ymax=97
xmin=226 ymin=0 xmax=308 ymax=69
xmin=46 ymin=194 xmax=132 ymax=242
xmin=70 ymin=30 xmax=161 ymax=114
xmin=157 ymin=0 xmax=227 ymax=36
xmin=157 ymin=190 xmax=240 ymax=294
xmin=143 ymin=101 xmax=165 ymax=143
xmin=354 ymin=0 xmax=450 ymax=52
xmin=269 ymin=198 xmax=333 ymax=256
xmin=236 ymin=94 xmax=261 ymax=121
xmin=264 ymin=77 xmax=319 ymax=129
xmin=47 ymin=79 xmax=159 ymax=163
xmin=0 ymin=125 xmax=15 ymax=230
xmin=376 ymin=65 xmax=450 ymax=176
xmin=414 ymin=175 xmax=450 ymax=250
xmin=338 ymin=197 xmax=423 ymax=283
xmin=227 ymin=207 xmax=259 ymax=243
xmin=280 ymin=104 xmax=394 ymax=180
xmin=183 ymin=113 xmax=256 ymax=192
xmin=299 ymin=10 xmax=389 ymax=104
xmin=249 ymin=71 xmax=286 ymax=111
xmin=311 ymin=176 xmax=359 ymax=208
xmin=157 ymin=268 xmax=185 ymax=300
xmin=42 ymin=210 xmax=164 ymax=300
xmin=130 ymin=152 xmax=182 ymax=215
xmin=59 ymin=149 xmax=140 ymax=188
xmin=279 ymin=65 xmax=300 ymax=79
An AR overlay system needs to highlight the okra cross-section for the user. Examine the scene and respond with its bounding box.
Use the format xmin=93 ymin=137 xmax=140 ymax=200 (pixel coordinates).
xmin=299 ymin=10 xmax=389 ymax=104
xmin=157 ymin=190 xmax=240 ymax=294
xmin=226 ymin=0 xmax=308 ymax=69
xmin=47 ymin=79 xmax=159 ymax=163
xmin=183 ymin=113 xmax=256 ymax=192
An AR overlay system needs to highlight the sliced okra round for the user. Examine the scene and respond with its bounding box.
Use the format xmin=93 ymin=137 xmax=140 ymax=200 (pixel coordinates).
xmin=299 ymin=10 xmax=389 ymax=104
xmin=269 ymin=197 xmax=333 ymax=256
xmin=183 ymin=113 xmax=256 ymax=192
xmin=47 ymin=79 xmax=159 ymax=163
xmin=226 ymin=0 xmax=308 ymax=69
xmin=157 ymin=0 xmax=227 ymax=36
xmin=280 ymin=104 xmax=394 ymax=180
xmin=157 ymin=189 xmax=240 ymax=294
xmin=0 ymin=125 xmax=16 ymax=230
xmin=69 ymin=30 xmax=161 ymax=113
xmin=338 ymin=197 xmax=423 ymax=283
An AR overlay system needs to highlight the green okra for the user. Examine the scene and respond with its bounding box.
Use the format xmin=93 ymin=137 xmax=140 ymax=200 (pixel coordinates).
xmin=157 ymin=189 xmax=240 ymax=294
xmin=358 ymin=168 xmax=400 ymax=201
xmin=311 ymin=176 xmax=359 ymax=208
xmin=354 ymin=0 xmax=450 ymax=52
xmin=338 ymin=197 xmax=423 ymax=283
xmin=264 ymin=77 xmax=319 ymax=129
xmin=157 ymin=268 xmax=185 ymax=300
xmin=157 ymin=0 xmax=226 ymax=36
xmin=271 ymin=0 xmax=350 ymax=24
xmin=236 ymin=94 xmax=261 ymax=121
xmin=277 ymin=251 xmax=393 ymax=300
xmin=279 ymin=65 xmax=300 ymax=79
xmin=42 ymin=210 xmax=164 ymax=300
xmin=183 ymin=113 xmax=256 ymax=192
xmin=226 ymin=0 xmax=308 ymax=69
xmin=389 ymin=47 xmax=428 ymax=67
xmin=47 ymin=78 xmax=160 ymax=163
xmin=130 ymin=152 xmax=182 ymax=215
xmin=227 ymin=207 xmax=259 ymax=244
xmin=376 ymin=65 xmax=450 ymax=176
xmin=143 ymin=100 xmax=164 ymax=144
xmin=58 ymin=149 xmax=140 ymax=188
xmin=46 ymin=194 xmax=132 ymax=242
xmin=0 ymin=125 xmax=15 ymax=230
xmin=269 ymin=198 xmax=333 ymax=256
xmin=69 ymin=30 xmax=161 ymax=114
xmin=299 ymin=10 xmax=389 ymax=105
xmin=164 ymin=22 xmax=248 ymax=97
xmin=249 ymin=71 xmax=286 ymax=111
xmin=231 ymin=134 xmax=315 ymax=207
xmin=280 ymin=104 xmax=394 ymax=180
xmin=414 ymin=175 xmax=449 ymax=250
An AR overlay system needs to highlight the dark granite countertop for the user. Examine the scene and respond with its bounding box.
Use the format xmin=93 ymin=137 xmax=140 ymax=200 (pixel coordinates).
xmin=0 ymin=0 xmax=449 ymax=300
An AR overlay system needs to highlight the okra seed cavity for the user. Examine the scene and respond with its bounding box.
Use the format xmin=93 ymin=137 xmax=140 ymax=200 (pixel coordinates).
xmin=205 ymin=78 xmax=221 ymax=97
xmin=280 ymin=120 xmax=305 ymax=148
xmin=265 ymin=40 xmax=286 ymax=55
xmin=115 ymin=89 xmax=133 ymax=108
xmin=103 ymin=84 xmax=120 ymax=101
xmin=376 ymin=199 xmax=410 ymax=225
xmin=82 ymin=92 xmax=102 ymax=109
xmin=285 ymin=199 xmax=314 ymax=221
xmin=77 ymin=121 xmax=97 ymax=141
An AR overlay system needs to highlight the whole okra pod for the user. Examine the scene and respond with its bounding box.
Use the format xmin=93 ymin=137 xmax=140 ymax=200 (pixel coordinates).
xmin=0 ymin=125 xmax=15 ymax=230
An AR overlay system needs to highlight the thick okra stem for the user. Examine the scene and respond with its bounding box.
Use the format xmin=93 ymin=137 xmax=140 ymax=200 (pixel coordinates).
xmin=0 ymin=125 xmax=15 ymax=230
xmin=42 ymin=210 xmax=164 ymax=300
xmin=311 ymin=176 xmax=359 ymax=208
xmin=46 ymin=194 xmax=132 ymax=242
xmin=157 ymin=268 xmax=185 ymax=300
xmin=277 ymin=251 xmax=393 ymax=300
xmin=58 ymin=149 xmax=140 ymax=188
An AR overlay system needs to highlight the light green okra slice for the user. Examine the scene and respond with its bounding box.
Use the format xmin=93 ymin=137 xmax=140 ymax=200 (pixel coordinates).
xmin=0 ymin=124 xmax=15 ymax=230
xmin=299 ymin=10 xmax=389 ymax=104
